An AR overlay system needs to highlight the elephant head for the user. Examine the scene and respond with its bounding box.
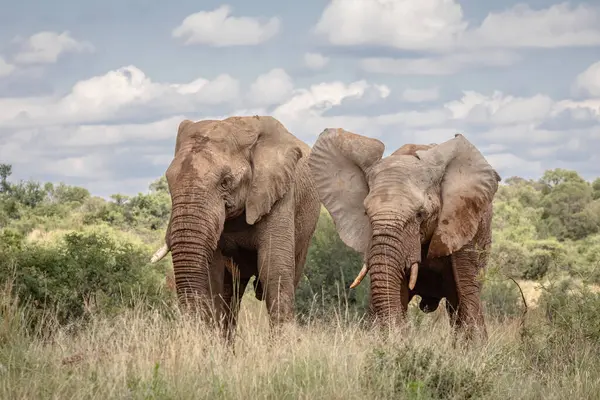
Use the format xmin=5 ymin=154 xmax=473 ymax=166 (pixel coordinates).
xmin=309 ymin=129 xmax=500 ymax=325
xmin=151 ymin=116 xmax=305 ymax=317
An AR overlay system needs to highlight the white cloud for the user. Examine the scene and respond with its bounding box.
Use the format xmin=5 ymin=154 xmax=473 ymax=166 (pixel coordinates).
xmin=43 ymin=155 xmax=108 ymax=179
xmin=467 ymin=3 xmax=600 ymax=49
xmin=572 ymin=60 xmax=600 ymax=98
xmin=13 ymin=31 xmax=94 ymax=64
xmin=60 ymin=116 xmax=187 ymax=148
xmin=247 ymin=68 xmax=294 ymax=106
xmin=314 ymin=0 xmax=465 ymax=51
xmin=172 ymin=5 xmax=280 ymax=46
xmin=555 ymin=98 xmax=600 ymax=116
xmin=0 ymin=65 xmax=240 ymax=127
xmin=485 ymin=153 xmax=545 ymax=178
xmin=304 ymin=52 xmax=329 ymax=70
xmin=360 ymin=51 xmax=519 ymax=75
xmin=315 ymin=0 xmax=600 ymax=51
xmin=401 ymin=87 xmax=440 ymax=103
xmin=0 ymin=57 xmax=16 ymax=77
xmin=273 ymin=80 xmax=387 ymax=121
xmin=444 ymin=91 xmax=554 ymax=125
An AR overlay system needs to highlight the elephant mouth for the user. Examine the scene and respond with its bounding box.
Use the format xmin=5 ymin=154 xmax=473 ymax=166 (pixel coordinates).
xmin=349 ymin=261 xmax=419 ymax=290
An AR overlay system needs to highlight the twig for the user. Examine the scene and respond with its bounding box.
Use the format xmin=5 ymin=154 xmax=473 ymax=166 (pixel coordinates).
xmin=507 ymin=276 xmax=528 ymax=328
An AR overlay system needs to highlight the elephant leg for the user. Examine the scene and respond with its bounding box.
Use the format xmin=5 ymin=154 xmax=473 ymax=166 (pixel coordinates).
xmin=293 ymin=245 xmax=309 ymax=288
xmin=444 ymin=295 xmax=459 ymax=328
xmin=257 ymin=240 xmax=295 ymax=332
xmin=449 ymin=244 xmax=488 ymax=341
xmin=221 ymin=268 xmax=250 ymax=345
xmin=256 ymin=228 xmax=296 ymax=333
xmin=198 ymin=249 xmax=226 ymax=326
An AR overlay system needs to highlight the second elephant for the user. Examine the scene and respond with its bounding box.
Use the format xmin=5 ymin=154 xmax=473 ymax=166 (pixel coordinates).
xmin=308 ymin=128 xmax=501 ymax=340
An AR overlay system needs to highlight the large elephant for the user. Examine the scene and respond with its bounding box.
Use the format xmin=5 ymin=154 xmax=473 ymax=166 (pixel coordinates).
xmin=150 ymin=116 xmax=321 ymax=340
xmin=308 ymin=129 xmax=500 ymax=340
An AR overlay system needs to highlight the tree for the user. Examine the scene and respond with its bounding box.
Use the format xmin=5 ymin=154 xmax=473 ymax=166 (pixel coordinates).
xmin=537 ymin=170 xmax=598 ymax=240
xmin=149 ymin=176 xmax=169 ymax=194
xmin=51 ymin=183 xmax=91 ymax=204
xmin=592 ymin=178 xmax=600 ymax=200
xmin=539 ymin=168 xmax=585 ymax=192
xmin=110 ymin=194 xmax=129 ymax=206
xmin=0 ymin=163 xmax=12 ymax=193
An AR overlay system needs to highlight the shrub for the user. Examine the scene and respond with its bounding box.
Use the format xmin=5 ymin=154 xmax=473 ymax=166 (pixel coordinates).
xmin=0 ymin=226 xmax=170 ymax=327
xmin=295 ymin=208 xmax=368 ymax=322
xmin=538 ymin=279 xmax=600 ymax=344
xmin=522 ymin=239 xmax=567 ymax=280
xmin=489 ymin=238 xmax=566 ymax=280
xmin=364 ymin=343 xmax=496 ymax=399
xmin=481 ymin=278 xmax=523 ymax=321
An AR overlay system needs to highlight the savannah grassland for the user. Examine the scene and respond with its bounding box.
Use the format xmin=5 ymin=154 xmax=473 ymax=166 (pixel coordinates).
xmin=1 ymin=166 xmax=600 ymax=399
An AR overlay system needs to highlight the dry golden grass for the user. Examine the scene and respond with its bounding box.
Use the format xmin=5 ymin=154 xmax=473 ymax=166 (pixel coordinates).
xmin=2 ymin=290 xmax=600 ymax=400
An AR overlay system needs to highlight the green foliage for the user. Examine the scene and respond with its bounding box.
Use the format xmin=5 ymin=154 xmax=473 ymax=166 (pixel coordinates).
xmin=295 ymin=207 xmax=369 ymax=321
xmin=491 ymin=169 xmax=599 ymax=280
xmin=0 ymin=163 xmax=12 ymax=193
xmin=592 ymin=178 xmax=600 ymax=200
xmin=537 ymin=168 xmax=599 ymax=240
xmin=568 ymin=234 xmax=600 ymax=284
xmin=364 ymin=343 xmax=496 ymax=399
xmin=538 ymin=279 xmax=600 ymax=343
xmin=0 ymin=226 xmax=169 ymax=326
xmin=481 ymin=278 xmax=523 ymax=321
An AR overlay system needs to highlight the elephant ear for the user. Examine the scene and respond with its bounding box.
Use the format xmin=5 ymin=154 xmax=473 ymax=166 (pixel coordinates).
xmin=416 ymin=134 xmax=501 ymax=259
xmin=231 ymin=116 xmax=306 ymax=225
xmin=309 ymin=128 xmax=385 ymax=255
xmin=390 ymin=143 xmax=436 ymax=157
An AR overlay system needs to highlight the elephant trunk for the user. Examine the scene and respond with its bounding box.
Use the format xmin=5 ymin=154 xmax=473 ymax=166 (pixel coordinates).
xmin=366 ymin=215 xmax=416 ymax=326
xmin=168 ymin=189 xmax=224 ymax=319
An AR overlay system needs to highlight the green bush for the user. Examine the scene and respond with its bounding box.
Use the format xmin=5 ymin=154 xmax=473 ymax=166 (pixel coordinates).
xmin=295 ymin=208 xmax=369 ymax=322
xmin=568 ymin=234 xmax=600 ymax=284
xmin=538 ymin=279 xmax=600 ymax=344
xmin=364 ymin=343 xmax=495 ymax=399
xmin=522 ymin=239 xmax=567 ymax=280
xmin=481 ymin=279 xmax=523 ymax=321
xmin=489 ymin=237 xmax=567 ymax=280
xmin=0 ymin=226 xmax=170 ymax=326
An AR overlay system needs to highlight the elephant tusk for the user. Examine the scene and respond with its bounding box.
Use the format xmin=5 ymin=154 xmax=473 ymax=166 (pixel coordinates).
xmin=150 ymin=244 xmax=169 ymax=263
xmin=408 ymin=263 xmax=419 ymax=290
xmin=349 ymin=263 xmax=368 ymax=289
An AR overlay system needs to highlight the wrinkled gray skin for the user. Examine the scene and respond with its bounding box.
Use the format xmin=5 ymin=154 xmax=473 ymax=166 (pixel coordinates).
xmin=309 ymin=129 xmax=501 ymax=341
xmin=152 ymin=116 xmax=320 ymax=341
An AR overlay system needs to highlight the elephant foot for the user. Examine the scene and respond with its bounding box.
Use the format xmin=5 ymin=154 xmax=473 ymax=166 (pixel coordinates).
xmin=419 ymin=296 xmax=441 ymax=313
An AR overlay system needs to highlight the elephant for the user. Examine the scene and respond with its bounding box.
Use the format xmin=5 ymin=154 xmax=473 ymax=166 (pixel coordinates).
xmin=308 ymin=128 xmax=501 ymax=340
xmin=150 ymin=116 xmax=321 ymax=340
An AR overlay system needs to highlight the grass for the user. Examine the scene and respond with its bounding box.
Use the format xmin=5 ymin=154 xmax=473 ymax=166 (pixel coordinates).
xmin=1 ymin=284 xmax=600 ymax=399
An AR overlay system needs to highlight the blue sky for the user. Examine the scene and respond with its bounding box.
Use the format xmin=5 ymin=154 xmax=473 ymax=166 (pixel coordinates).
xmin=1 ymin=0 xmax=600 ymax=196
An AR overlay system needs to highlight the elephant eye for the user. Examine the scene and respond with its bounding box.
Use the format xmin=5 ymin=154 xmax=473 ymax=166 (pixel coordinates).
xmin=220 ymin=175 xmax=232 ymax=189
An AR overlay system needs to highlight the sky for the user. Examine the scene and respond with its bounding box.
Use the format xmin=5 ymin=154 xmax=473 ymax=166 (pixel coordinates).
xmin=1 ymin=0 xmax=600 ymax=197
